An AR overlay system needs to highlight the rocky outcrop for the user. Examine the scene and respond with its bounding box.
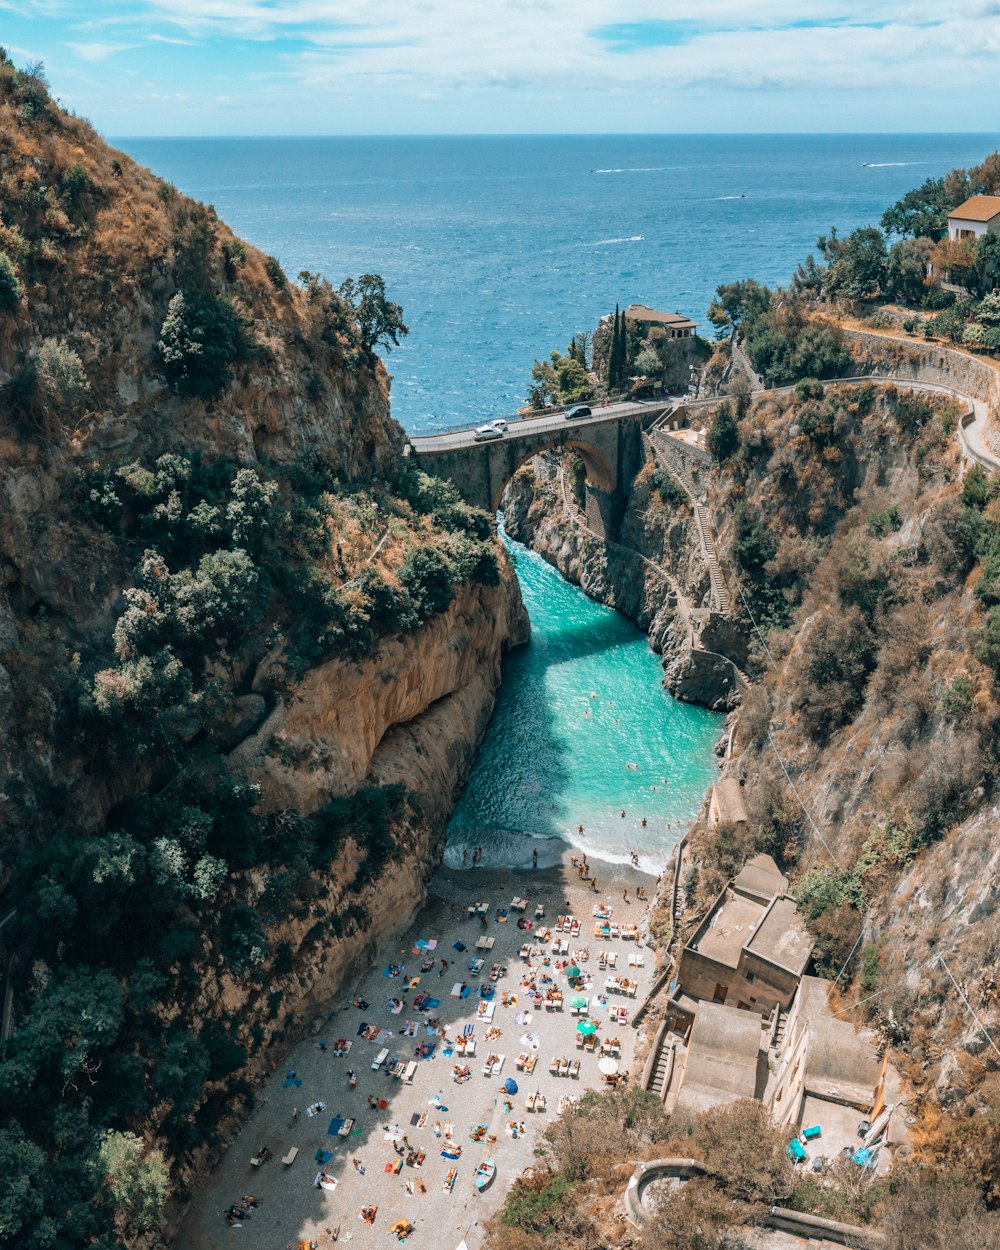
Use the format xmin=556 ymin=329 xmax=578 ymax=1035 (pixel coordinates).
xmin=235 ymin=574 xmax=529 ymax=818
xmin=503 ymin=454 xmax=742 ymax=710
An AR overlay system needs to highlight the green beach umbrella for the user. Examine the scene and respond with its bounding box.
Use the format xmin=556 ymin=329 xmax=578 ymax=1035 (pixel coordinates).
xmin=577 ymin=1020 xmax=598 ymax=1035
xmin=570 ymin=995 xmax=588 ymax=1009
xmin=566 ymin=965 xmax=582 ymax=979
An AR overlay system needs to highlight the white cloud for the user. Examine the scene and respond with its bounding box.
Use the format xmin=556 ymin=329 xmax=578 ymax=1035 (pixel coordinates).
xmin=68 ymin=40 xmax=132 ymax=61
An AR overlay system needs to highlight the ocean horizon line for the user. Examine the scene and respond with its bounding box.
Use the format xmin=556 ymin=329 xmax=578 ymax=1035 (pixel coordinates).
xmin=110 ymin=129 xmax=1000 ymax=142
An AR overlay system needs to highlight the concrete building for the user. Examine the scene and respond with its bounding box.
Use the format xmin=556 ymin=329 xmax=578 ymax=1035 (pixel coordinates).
xmin=674 ymin=1001 xmax=764 ymax=1115
xmin=947 ymin=194 xmax=1000 ymax=242
xmin=709 ymin=778 xmax=749 ymax=826
xmin=677 ymin=855 xmax=812 ymax=1015
xmin=624 ymin=305 xmax=697 ymax=339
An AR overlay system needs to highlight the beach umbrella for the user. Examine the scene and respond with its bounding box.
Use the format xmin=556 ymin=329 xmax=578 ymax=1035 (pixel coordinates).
xmin=577 ymin=1020 xmax=598 ymax=1035
xmin=504 ymin=1077 xmax=519 ymax=1094
xmin=566 ymin=965 xmax=582 ymax=979
xmin=570 ymin=995 xmax=588 ymax=1009
xmin=598 ymin=1057 xmax=618 ymax=1075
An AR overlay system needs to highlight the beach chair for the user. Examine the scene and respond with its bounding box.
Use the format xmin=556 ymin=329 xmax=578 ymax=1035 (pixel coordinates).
xmin=534 ymin=904 xmax=545 ymax=918
xmin=570 ymin=920 xmax=580 ymax=937
xmin=610 ymin=924 xmax=620 ymax=939
xmin=518 ymin=943 xmax=530 ymax=959
xmin=524 ymin=1054 xmax=536 ymax=1074
xmin=282 ymin=1146 xmax=298 ymax=1166
xmin=372 ymin=1047 xmax=389 ymax=1070
xmin=570 ymin=1059 xmax=580 ymax=1079
xmin=575 ymin=1033 xmax=584 ymax=1049
xmin=549 ymin=1057 xmax=560 ymax=1074
xmin=403 ymin=1061 xmax=417 ymax=1083
xmin=607 ymin=952 xmax=617 ymax=968
xmin=598 ymin=951 xmax=607 ymax=970
xmin=559 ymin=1057 xmax=570 ymax=1077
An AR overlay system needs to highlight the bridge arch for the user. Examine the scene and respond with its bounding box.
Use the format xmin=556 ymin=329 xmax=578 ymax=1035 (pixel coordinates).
xmin=489 ymin=436 xmax=615 ymax=512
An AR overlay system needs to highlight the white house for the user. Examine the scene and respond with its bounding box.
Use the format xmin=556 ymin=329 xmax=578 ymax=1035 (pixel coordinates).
xmin=947 ymin=194 xmax=1000 ymax=242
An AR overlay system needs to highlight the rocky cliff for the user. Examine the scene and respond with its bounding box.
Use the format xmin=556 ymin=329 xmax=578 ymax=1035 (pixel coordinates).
xmin=0 ymin=56 xmax=528 ymax=1248
xmin=504 ymin=376 xmax=1000 ymax=1178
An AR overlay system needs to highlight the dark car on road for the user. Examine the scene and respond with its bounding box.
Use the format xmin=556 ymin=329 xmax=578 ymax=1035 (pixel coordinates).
xmin=564 ymin=405 xmax=591 ymax=420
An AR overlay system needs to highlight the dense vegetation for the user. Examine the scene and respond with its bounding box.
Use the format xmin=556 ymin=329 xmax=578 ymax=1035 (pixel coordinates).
xmin=0 ymin=51 xmax=502 ymax=1248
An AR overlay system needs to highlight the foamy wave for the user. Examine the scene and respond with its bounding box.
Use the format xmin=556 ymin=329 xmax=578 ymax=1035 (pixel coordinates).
xmin=583 ymin=234 xmax=645 ymax=246
xmin=717 ymin=195 xmax=747 ymax=200
xmin=862 ymin=161 xmax=918 ymax=167
xmin=591 ymin=166 xmax=669 ymax=174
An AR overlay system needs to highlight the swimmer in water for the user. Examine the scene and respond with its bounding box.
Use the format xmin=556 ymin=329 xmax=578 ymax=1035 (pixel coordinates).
xmin=620 ymin=810 xmax=626 ymax=819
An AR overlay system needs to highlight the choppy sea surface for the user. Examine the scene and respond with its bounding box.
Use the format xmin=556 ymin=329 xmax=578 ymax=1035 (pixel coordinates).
xmin=115 ymin=133 xmax=988 ymax=870
xmin=121 ymin=133 xmax=988 ymax=434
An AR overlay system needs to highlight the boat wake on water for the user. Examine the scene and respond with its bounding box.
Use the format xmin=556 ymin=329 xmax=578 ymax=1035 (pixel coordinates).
xmin=583 ymin=234 xmax=644 ymax=246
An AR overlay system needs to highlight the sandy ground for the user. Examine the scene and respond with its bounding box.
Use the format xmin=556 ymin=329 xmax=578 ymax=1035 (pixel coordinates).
xmin=178 ymin=851 xmax=658 ymax=1250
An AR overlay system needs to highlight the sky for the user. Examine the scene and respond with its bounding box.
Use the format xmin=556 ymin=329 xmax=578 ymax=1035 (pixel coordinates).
xmin=4 ymin=1 xmax=1000 ymax=136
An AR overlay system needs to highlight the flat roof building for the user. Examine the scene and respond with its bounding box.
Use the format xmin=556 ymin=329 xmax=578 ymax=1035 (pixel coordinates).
xmin=674 ymin=1001 xmax=763 ymax=1115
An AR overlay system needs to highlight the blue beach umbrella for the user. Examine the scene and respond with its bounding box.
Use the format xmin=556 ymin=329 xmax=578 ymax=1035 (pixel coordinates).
xmin=504 ymin=1077 xmax=518 ymax=1095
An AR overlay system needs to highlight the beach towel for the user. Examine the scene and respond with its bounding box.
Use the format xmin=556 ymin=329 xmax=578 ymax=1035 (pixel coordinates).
xmin=452 ymin=941 xmax=467 ymax=952
xmin=327 ymin=1117 xmax=345 ymax=1136
xmin=378 ymin=1028 xmax=393 ymax=1044
xmin=425 ymin=997 xmax=440 ymax=1009
xmin=441 ymin=1148 xmax=460 ymax=1159
xmin=313 ymin=1171 xmax=338 ymax=1191
xmin=388 ymin=1000 xmax=403 ymax=1015
xmin=409 ymin=1113 xmax=421 ymax=1126
xmin=315 ymin=1148 xmax=332 ymax=1164
xmin=282 ymin=1072 xmax=302 ymax=1088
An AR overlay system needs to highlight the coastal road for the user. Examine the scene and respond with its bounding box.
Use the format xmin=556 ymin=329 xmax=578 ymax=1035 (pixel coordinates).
xmin=409 ymin=397 xmax=666 ymax=453
xmin=409 ymin=376 xmax=1000 ymax=474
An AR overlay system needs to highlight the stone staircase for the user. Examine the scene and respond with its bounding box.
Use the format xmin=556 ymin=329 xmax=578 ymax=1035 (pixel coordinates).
xmin=647 ymin=1037 xmax=675 ymax=1100
xmin=646 ymin=431 xmax=733 ymax=617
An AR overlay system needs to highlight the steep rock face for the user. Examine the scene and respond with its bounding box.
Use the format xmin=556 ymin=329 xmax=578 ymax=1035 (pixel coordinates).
xmin=502 ymin=453 xmax=738 ymax=709
xmin=234 ymin=575 xmax=529 ymax=816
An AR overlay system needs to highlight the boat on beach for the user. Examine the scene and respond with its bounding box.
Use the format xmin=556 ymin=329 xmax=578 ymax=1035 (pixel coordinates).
xmin=475 ymin=1158 xmax=496 ymax=1190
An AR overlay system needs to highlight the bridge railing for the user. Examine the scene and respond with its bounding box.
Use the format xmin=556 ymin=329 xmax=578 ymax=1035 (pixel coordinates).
xmin=409 ymin=398 xmax=673 ymax=443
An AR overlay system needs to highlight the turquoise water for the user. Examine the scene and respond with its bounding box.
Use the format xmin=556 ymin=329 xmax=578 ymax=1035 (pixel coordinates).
xmin=444 ymin=533 xmax=723 ymax=874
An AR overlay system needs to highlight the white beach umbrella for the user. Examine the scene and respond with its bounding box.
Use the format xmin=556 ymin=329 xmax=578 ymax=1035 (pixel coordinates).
xmin=598 ymin=1057 xmax=618 ymax=1076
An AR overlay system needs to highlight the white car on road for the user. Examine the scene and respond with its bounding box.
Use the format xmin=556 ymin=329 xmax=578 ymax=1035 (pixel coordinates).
xmin=473 ymin=424 xmax=504 ymax=441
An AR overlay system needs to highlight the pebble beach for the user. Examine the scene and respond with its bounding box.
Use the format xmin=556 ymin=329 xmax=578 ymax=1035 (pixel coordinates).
xmin=179 ymin=850 xmax=657 ymax=1250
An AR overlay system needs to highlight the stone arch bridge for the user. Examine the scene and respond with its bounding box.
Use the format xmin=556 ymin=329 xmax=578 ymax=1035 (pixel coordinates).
xmin=408 ymin=400 xmax=673 ymax=538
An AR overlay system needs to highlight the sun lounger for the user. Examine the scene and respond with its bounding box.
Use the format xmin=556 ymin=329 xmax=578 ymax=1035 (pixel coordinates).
xmin=477 ymin=1001 xmax=495 ymax=1023
xmin=470 ymin=957 xmax=485 ymax=976
xmin=570 ymin=920 xmax=580 ymax=937
xmin=549 ymin=1056 xmax=560 ymax=1074
xmin=534 ymin=904 xmax=545 ymax=918
xmin=523 ymin=1053 xmax=536 ymax=1074
xmin=606 ymin=951 xmax=617 ymax=968
xmin=403 ymin=1061 xmax=417 ymax=1083
xmin=372 ymin=1047 xmax=389 ymax=1070
xmin=475 ymin=935 xmax=496 ymax=951
xmin=511 ymin=897 xmax=527 ymax=910
xmin=559 ymin=1057 xmax=570 ymax=1077
xmin=575 ymin=1033 xmax=584 ymax=1048
xmin=628 ymin=951 xmax=645 ymax=967
xmin=570 ymin=1059 xmax=580 ymax=1078
xmin=609 ymin=924 xmax=620 ymax=938
xmin=518 ymin=943 xmax=530 ymax=959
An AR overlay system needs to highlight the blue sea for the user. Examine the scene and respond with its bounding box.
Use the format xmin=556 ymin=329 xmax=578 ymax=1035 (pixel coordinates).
xmin=120 ymin=133 xmax=990 ymax=434
xmin=115 ymin=133 xmax=992 ymax=870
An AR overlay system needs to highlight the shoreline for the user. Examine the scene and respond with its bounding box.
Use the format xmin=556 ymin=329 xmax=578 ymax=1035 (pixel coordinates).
xmin=177 ymin=842 xmax=663 ymax=1250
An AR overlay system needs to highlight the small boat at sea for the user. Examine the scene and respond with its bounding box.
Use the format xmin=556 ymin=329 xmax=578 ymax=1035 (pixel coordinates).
xmin=475 ymin=1158 xmax=496 ymax=1191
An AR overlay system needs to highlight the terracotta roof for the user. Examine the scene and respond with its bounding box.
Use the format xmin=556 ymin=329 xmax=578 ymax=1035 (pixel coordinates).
xmin=624 ymin=304 xmax=696 ymax=328
xmin=948 ymin=194 xmax=1000 ymax=223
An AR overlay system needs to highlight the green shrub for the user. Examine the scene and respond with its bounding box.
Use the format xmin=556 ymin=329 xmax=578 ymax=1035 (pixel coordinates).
xmin=60 ymin=162 xmax=91 ymax=209
xmin=795 ymin=377 xmax=825 ymax=401
xmin=157 ymin=291 xmax=246 ymax=397
xmin=398 ymin=546 xmax=455 ymax=621
xmin=0 ymin=250 xmax=22 ymax=312
xmin=219 ymin=905 xmax=269 ymax=974
xmin=34 ymin=337 xmax=90 ymax=418
xmin=941 ymin=675 xmax=973 ymax=719
xmin=867 ymin=506 xmax=901 ymax=537
xmin=706 ymin=401 xmax=740 ymax=460
xmin=653 ymin=468 xmax=686 ymax=507
xmin=264 ymin=255 xmax=286 ymax=288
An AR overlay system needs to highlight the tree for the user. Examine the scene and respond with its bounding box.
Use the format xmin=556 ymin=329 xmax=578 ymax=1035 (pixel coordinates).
xmin=927 ymin=236 xmax=979 ymax=293
xmin=338 ymin=273 xmax=408 ymax=355
xmin=642 ymin=1176 xmax=748 ymax=1250
xmin=97 ymin=1130 xmax=169 ymax=1232
xmin=970 ymin=151 xmax=1000 ymax=196
xmin=157 ymin=291 xmax=246 ymax=397
xmin=698 ymin=1100 xmax=793 ymax=1207
xmin=634 ymin=347 xmax=662 ymax=378
xmin=0 ymin=967 xmax=125 ymax=1093
xmin=885 ymin=236 xmax=934 ymax=304
xmin=825 ymin=226 xmax=887 ymax=301
xmin=0 ymin=1122 xmax=47 ymax=1243
xmin=706 ymin=402 xmax=740 ymax=460
xmin=880 ymin=176 xmax=951 ymax=239
xmin=706 ymin=279 xmax=772 ymax=338
xmin=974 ymin=229 xmax=1000 ymax=296
xmin=881 ymin=1170 xmax=1000 ymax=1250
xmin=398 ymin=546 xmax=455 ymax=621
xmin=0 ymin=250 xmax=22 ymax=313
xmin=32 ymin=337 xmax=90 ymax=423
